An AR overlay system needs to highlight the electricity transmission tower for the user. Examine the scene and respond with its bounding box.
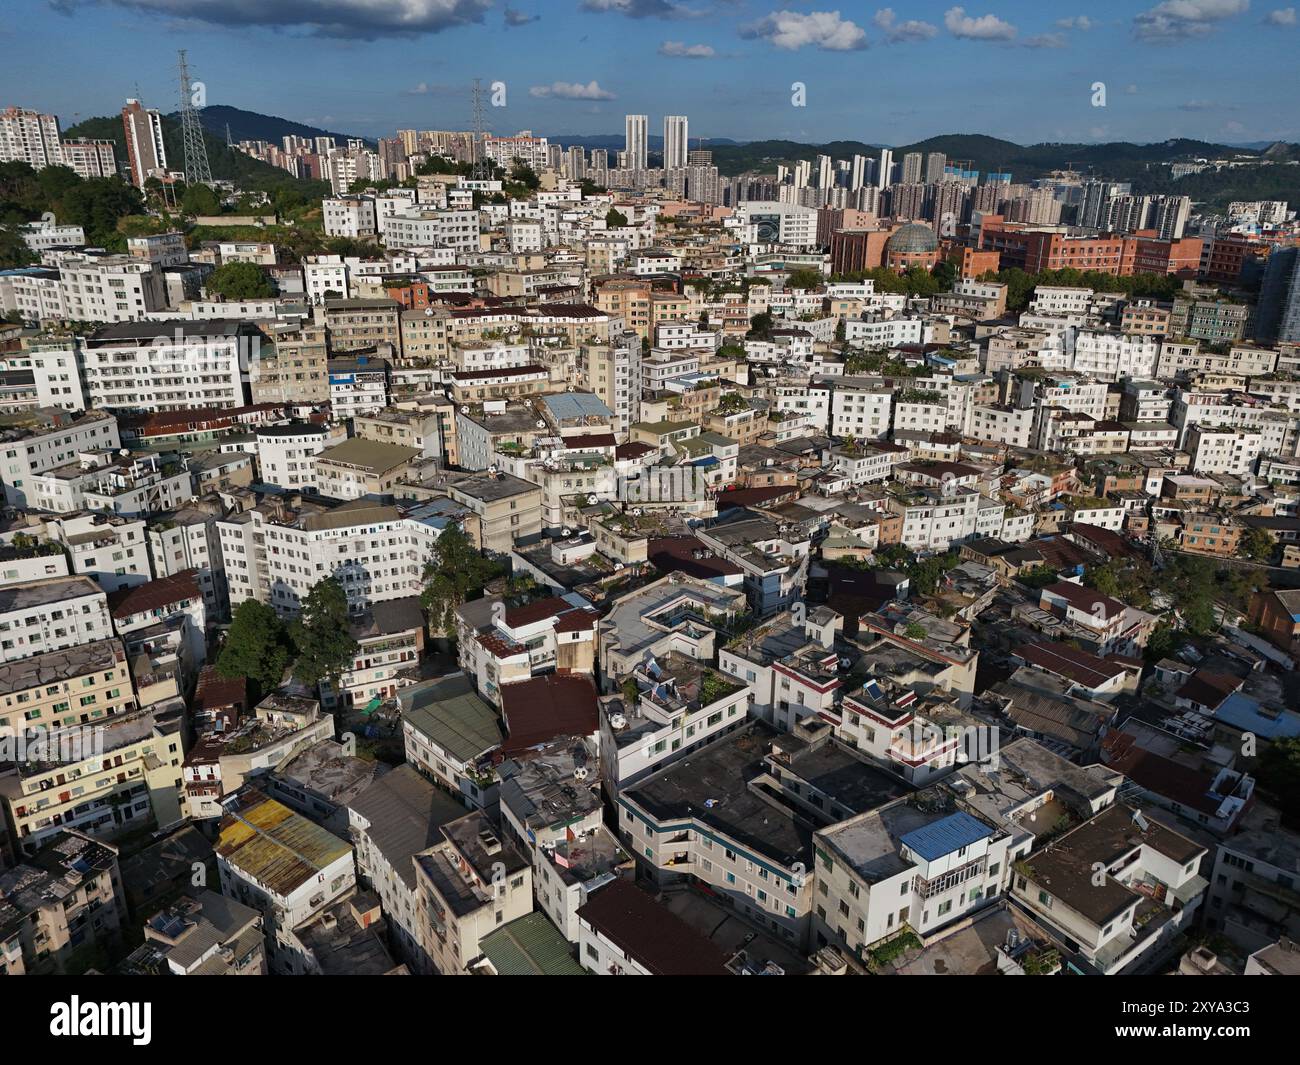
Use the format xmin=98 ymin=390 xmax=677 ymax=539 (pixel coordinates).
xmin=470 ymin=79 xmax=492 ymax=181
xmin=177 ymin=49 xmax=213 ymax=186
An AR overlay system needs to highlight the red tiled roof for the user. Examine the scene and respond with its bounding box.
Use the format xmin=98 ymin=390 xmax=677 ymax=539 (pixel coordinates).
xmin=1016 ymin=641 xmax=1125 ymax=689
xmin=648 ymin=536 xmax=744 ymax=580
xmin=449 ymin=364 xmax=546 ymax=381
xmin=108 ymin=570 xmax=201 ymax=619
xmin=616 ymin=441 xmax=656 ymax=460
xmin=1101 ymin=732 xmax=1235 ymax=819
xmin=561 ymin=433 xmax=617 ymax=449
xmin=575 ymin=879 xmax=732 ymax=976
xmin=1069 ymin=522 xmax=1142 ymax=560
xmin=1175 ymin=669 xmax=1242 ymax=710
xmin=716 ymin=485 xmax=799 ymax=510
xmin=194 ymin=665 xmax=247 ymax=712
xmin=504 ymin=596 xmax=574 ymax=628
xmin=500 ymin=674 xmax=599 ymax=754
xmin=1041 ymin=580 xmax=1124 ymax=622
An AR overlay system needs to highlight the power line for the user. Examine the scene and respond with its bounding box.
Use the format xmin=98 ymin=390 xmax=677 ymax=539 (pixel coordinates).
xmin=177 ymin=49 xmax=212 ymax=186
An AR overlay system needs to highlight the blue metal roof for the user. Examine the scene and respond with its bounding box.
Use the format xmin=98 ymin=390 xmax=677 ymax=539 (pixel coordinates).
xmin=1215 ymin=692 xmax=1300 ymax=741
xmin=899 ymin=812 xmax=993 ymax=861
xmin=539 ymin=392 xmax=612 ymax=421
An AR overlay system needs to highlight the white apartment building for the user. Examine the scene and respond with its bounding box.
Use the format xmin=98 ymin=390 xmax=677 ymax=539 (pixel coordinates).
xmin=33 ymin=321 xmax=255 ymax=414
xmin=736 ymin=202 xmax=819 ymax=247
xmin=0 ymin=269 xmax=68 ymax=323
xmin=891 ymin=487 xmax=980 ymax=552
xmin=216 ymin=792 xmax=357 ymax=976
xmin=0 ymin=575 xmax=113 ymax=665
xmin=1029 ymin=286 xmax=1093 ymax=316
xmin=1185 ymin=426 xmax=1264 ymax=477
xmin=147 ymin=508 xmax=227 ymax=618
xmin=55 ymin=254 xmax=168 ymax=323
xmin=254 ymin=423 xmax=348 ymax=492
xmin=322 ymin=196 xmax=377 ymax=238
xmin=970 ymin=403 xmax=1035 ymax=448
xmin=1072 ymin=331 xmax=1161 ymax=382
xmin=827 ymin=378 xmax=893 ymax=439
xmin=383 ymin=209 xmax=479 ymax=253
xmin=844 ymin=316 xmax=925 ymax=349
xmin=1011 ymin=804 xmax=1207 ymax=975
xmin=218 ymin=501 xmax=445 ymax=616
xmin=45 ymin=513 xmax=149 ymax=593
xmin=21 ymin=222 xmax=86 ymax=253
xmin=303 ymin=256 xmax=351 ymax=303
xmin=814 ymin=804 xmax=1013 ymax=958
xmin=0 ymin=409 xmax=120 ymax=507
xmin=0 ymin=107 xmax=62 ymax=168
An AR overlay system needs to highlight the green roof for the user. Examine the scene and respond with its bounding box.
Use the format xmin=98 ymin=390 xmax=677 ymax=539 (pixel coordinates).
xmin=399 ymin=673 xmax=502 ymax=763
xmin=479 ymin=913 xmax=586 ymax=976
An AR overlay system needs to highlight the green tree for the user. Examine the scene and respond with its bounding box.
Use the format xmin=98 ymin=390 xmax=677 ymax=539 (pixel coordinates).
xmin=1182 ymin=595 xmax=1217 ymax=637
xmin=216 ymin=600 xmax=293 ymax=695
xmin=1084 ymin=562 xmax=1123 ymax=600
xmin=509 ymin=160 xmax=540 ymax=190
xmin=1257 ymin=738 xmax=1300 ymax=825
xmin=1238 ymin=527 xmax=1276 ymax=563
xmin=206 ymin=260 xmax=274 ymax=300
xmin=292 ymin=578 xmax=359 ymax=690
xmin=605 ymin=207 xmax=628 ymax=228
xmin=0 ymin=225 xmax=34 ymax=270
xmin=180 ymin=182 xmax=221 ymax=216
xmin=421 ymin=523 xmax=500 ymax=638
xmin=786 ymin=267 xmax=823 ymax=290
xmin=1144 ymin=621 xmax=1183 ymax=662
xmin=58 ymin=177 xmax=144 ymax=245
xmin=748 ymin=310 xmax=773 ymax=338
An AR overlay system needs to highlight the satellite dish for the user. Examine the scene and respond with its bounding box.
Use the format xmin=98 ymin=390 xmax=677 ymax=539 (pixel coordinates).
xmin=536 ymin=420 xmax=546 ymax=429
xmin=586 ymin=494 xmax=598 ymax=505
xmin=562 ymin=527 xmax=572 ymax=537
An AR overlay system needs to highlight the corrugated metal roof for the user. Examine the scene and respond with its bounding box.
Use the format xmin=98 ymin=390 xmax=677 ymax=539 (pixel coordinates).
xmin=479 ymin=912 xmax=585 ymax=976
xmin=400 ymin=673 xmax=502 ymax=764
xmin=898 ymin=811 xmax=993 ymax=862
xmin=217 ymin=795 xmax=351 ymax=896
xmin=540 ymin=393 xmax=613 ymax=421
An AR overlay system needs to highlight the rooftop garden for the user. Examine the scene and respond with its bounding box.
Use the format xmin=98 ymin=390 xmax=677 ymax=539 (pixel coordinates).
xmin=699 ymin=669 xmax=746 ymax=706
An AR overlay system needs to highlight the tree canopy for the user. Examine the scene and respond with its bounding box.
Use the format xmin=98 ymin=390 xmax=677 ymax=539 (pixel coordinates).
xmin=216 ymin=600 xmax=294 ymax=696
xmin=291 ymin=578 xmax=359 ymax=689
xmin=206 ymin=260 xmax=274 ymax=300
xmin=421 ymin=523 xmax=501 ymax=638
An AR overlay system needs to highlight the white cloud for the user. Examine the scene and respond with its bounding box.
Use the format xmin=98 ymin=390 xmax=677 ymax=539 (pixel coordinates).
xmin=1134 ymin=0 xmax=1250 ymax=42
xmin=1022 ymin=32 xmax=1066 ymax=47
xmin=1055 ymin=15 xmax=1094 ymax=29
xmin=47 ymin=0 xmax=494 ymax=39
xmin=944 ymin=6 xmax=1018 ymax=40
xmin=1266 ymin=6 xmax=1297 ymax=23
xmin=873 ymin=8 xmax=938 ymax=42
xmin=740 ymin=10 xmax=869 ymax=51
xmin=503 ymin=6 xmax=537 ymax=25
xmin=529 ymin=80 xmax=617 ymax=100
xmin=580 ymin=0 xmax=702 ymax=17
xmin=659 ymin=39 xmax=716 ymax=56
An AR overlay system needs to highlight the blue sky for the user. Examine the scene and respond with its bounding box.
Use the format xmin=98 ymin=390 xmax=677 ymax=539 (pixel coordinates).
xmin=3 ymin=1 xmax=1298 ymax=146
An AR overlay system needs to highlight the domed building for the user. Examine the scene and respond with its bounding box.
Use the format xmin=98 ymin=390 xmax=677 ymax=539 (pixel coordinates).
xmin=885 ymin=222 xmax=940 ymax=272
